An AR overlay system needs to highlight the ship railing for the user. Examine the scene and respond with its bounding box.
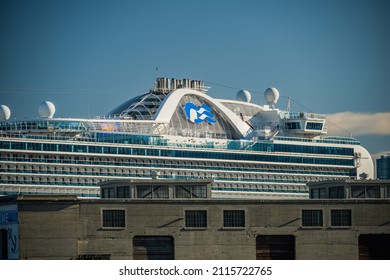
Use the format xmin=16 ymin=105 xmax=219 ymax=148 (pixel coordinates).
xmin=0 ymin=118 xmax=166 ymax=133
xmin=0 ymin=130 xmax=360 ymax=153
xmin=1 ymin=163 xmax=352 ymax=177
xmin=280 ymin=111 xmax=326 ymax=120
xmin=273 ymin=136 xmax=360 ymax=145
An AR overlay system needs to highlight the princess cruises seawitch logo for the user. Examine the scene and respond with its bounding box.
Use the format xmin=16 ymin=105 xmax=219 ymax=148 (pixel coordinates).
xmin=184 ymin=102 xmax=216 ymax=124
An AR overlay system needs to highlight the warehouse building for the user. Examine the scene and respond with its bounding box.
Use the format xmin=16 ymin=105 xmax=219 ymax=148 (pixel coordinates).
xmin=1 ymin=179 xmax=390 ymax=260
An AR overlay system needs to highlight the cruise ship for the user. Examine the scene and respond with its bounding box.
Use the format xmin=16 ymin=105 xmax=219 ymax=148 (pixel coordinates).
xmin=0 ymin=78 xmax=374 ymax=199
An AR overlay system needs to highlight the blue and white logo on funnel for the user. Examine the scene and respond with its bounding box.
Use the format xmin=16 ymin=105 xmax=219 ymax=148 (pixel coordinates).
xmin=184 ymin=103 xmax=216 ymax=124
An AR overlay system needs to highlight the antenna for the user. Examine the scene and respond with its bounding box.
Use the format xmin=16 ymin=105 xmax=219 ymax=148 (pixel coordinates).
xmin=154 ymin=66 xmax=159 ymax=90
xmin=286 ymin=97 xmax=291 ymax=112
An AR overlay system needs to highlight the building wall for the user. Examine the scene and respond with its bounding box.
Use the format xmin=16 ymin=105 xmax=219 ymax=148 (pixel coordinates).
xmin=377 ymin=155 xmax=390 ymax=179
xmin=17 ymin=201 xmax=79 ymax=259
xmin=12 ymin=198 xmax=390 ymax=260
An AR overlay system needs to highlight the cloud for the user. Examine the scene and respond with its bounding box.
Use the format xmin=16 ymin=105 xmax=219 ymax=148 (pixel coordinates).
xmin=326 ymin=112 xmax=390 ymax=136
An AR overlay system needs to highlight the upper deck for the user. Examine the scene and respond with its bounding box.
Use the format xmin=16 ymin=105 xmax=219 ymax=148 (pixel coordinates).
xmin=0 ymin=77 xmax=347 ymax=145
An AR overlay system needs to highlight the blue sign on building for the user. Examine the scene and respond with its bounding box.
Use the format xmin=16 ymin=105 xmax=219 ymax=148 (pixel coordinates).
xmin=0 ymin=211 xmax=18 ymax=225
xmin=184 ymin=103 xmax=216 ymax=124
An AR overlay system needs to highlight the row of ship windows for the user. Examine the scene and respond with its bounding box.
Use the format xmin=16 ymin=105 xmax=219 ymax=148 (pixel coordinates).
xmin=2 ymin=161 xmax=347 ymax=184
xmin=0 ymin=163 xmax=347 ymax=179
xmin=1 ymin=130 xmax=354 ymax=156
xmin=0 ymin=175 xmax=310 ymax=188
xmin=2 ymin=176 xmax=99 ymax=185
xmin=0 ymin=141 xmax=355 ymax=166
xmin=0 ymin=153 xmax=353 ymax=176
xmin=1 ymin=176 xmax=307 ymax=192
xmin=285 ymin=122 xmax=324 ymax=131
xmin=0 ymin=186 xmax=99 ymax=197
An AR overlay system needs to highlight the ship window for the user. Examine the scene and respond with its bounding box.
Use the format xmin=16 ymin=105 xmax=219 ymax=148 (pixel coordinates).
xmin=306 ymin=122 xmax=323 ymax=130
xmin=102 ymin=209 xmax=125 ymax=228
xmin=302 ymin=210 xmax=323 ymax=227
xmin=331 ymin=209 xmax=352 ymax=227
xmin=285 ymin=122 xmax=301 ymax=130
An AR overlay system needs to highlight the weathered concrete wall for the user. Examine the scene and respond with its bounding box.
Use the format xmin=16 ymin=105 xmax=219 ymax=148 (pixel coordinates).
xmin=18 ymin=202 xmax=79 ymax=259
xmin=14 ymin=198 xmax=390 ymax=260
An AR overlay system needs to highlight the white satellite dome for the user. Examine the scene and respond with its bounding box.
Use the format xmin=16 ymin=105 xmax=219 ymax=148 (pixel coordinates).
xmin=236 ymin=89 xmax=251 ymax=102
xmin=38 ymin=101 xmax=55 ymax=118
xmin=264 ymin=87 xmax=280 ymax=107
xmin=0 ymin=105 xmax=11 ymax=120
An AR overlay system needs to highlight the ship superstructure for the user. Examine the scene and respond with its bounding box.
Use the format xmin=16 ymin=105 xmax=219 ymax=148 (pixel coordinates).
xmin=0 ymin=78 xmax=373 ymax=198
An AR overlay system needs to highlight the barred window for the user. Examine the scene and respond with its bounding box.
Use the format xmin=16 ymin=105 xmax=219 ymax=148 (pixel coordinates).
xmin=302 ymin=210 xmax=323 ymax=227
xmin=223 ymin=210 xmax=245 ymax=228
xmin=331 ymin=210 xmax=352 ymax=227
xmin=102 ymin=209 xmax=125 ymax=228
xmin=185 ymin=210 xmax=207 ymax=228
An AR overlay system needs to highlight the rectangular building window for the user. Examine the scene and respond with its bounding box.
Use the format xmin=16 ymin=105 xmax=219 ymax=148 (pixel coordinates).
xmin=310 ymin=188 xmax=327 ymax=199
xmin=351 ymin=186 xmax=380 ymax=198
xmin=136 ymin=186 xmax=169 ymax=199
xmin=223 ymin=210 xmax=245 ymax=228
xmin=302 ymin=210 xmax=323 ymax=227
xmin=176 ymin=185 xmax=207 ymax=198
xmin=351 ymin=186 xmax=365 ymax=198
xmin=329 ymin=186 xmax=345 ymax=198
xmin=331 ymin=209 xmax=352 ymax=227
xmin=101 ymin=188 xmax=115 ymax=198
xmin=387 ymin=186 xmax=390 ymax=198
xmin=102 ymin=209 xmax=125 ymax=228
xmin=116 ymin=186 xmax=131 ymax=198
xmin=185 ymin=210 xmax=207 ymax=228
xmin=366 ymin=186 xmax=380 ymax=198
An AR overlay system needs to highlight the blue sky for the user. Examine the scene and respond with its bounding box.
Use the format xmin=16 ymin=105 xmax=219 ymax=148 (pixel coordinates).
xmin=0 ymin=0 xmax=389 ymax=155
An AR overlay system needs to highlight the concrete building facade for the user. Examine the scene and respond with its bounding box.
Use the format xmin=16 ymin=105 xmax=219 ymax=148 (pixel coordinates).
xmin=1 ymin=182 xmax=389 ymax=260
